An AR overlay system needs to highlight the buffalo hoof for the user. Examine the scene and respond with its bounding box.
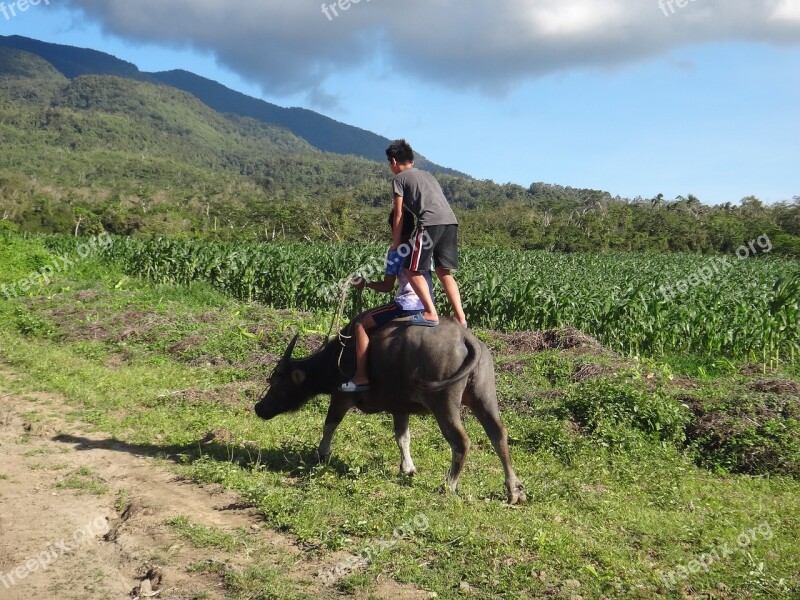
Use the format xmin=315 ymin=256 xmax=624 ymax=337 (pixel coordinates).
xmin=400 ymin=467 xmax=417 ymax=477
xmin=507 ymin=485 xmax=527 ymax=505
xmin=314 ymin=450 xmax=331 ymax=464
xmin=435 ymin=482 xmax=459 ymax=497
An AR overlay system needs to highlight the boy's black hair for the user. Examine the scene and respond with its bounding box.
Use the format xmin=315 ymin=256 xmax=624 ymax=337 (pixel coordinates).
xmin=385 ymin=139 xmax=414 ymax=165
xmin=387 ymin=210 xmax=415 ymax=239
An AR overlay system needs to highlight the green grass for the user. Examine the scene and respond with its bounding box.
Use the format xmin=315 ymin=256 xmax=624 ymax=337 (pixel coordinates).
xmin=114 ymin=489 xmax=130 ymax=513
xmin=55 ymin=467 xmax=110 ymax=495
xmin=24 ymin=446 xmax=55 ymax=456
xmin=0 ymin=237 xmax=798 ymax=599
xmin=0 ymin=234 xmax=55 ymax=288
xmin=189 ymin=560 xmax=306 ymax=600
xmin=29 ymin=461 xmax=69 ymax=471
xmin=167 ymin=515 xmax=247 ymax=552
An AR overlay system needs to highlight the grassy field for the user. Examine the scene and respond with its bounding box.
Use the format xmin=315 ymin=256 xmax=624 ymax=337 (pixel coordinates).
xmin=1 ymin=234 xmax=799 ymax=599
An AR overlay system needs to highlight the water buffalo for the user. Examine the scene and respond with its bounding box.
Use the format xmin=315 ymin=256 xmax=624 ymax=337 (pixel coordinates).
xmin=254 ymin=317 xmax=526 ymax=504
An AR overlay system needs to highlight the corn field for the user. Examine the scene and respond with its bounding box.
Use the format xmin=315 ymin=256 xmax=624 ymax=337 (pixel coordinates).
xmin=43 ymin=236 xmax=800 ymax=363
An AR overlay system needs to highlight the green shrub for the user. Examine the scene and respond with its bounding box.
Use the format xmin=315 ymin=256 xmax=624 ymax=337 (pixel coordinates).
xmin=564 ymin=375 xmax=690 ymax=448
xmin=13 ymin=306 xmax=54 ymax=338
xmin=686 ymin=393 xmax=800 ymax=477
xmin=0 ymin=220 xmax=19 ymax=235
xmin=0 ymin=236 xmax=53 ymax=288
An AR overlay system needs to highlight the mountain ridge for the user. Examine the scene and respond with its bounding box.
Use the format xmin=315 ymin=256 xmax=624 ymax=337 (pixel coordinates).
xmin=0 ymin=34 xmax=465 ymax=175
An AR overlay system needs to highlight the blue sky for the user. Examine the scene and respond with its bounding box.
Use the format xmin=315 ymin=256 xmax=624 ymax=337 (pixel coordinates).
xmin=2 ymin=0 xmax=798 ymax=204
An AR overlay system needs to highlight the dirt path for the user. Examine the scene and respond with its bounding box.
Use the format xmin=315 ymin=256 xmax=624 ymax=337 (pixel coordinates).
xmin=0 ymin=372 xmax=430 ymax=600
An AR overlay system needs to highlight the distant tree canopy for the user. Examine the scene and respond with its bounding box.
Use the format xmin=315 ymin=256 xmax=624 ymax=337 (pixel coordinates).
xmin=0 ymin=59 xmax=798 ymax=256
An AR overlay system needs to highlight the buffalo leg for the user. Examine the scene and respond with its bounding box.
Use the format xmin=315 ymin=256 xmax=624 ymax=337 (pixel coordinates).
xmin=393 ymin=413 xmax=417 ymax=475
xmin=428 ymin=392 xmax=471 ymax=492
xmin=465 ymin=389 xmax=526 ymax=504
xmin=316 ymin=394 xmax=354 ymax=462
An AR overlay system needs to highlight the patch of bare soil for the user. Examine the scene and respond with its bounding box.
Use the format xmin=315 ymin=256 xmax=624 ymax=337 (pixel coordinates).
xmin=669 ymin=376 xmax=701 ymax=390
xmin=747 ymin=379 xmax=800 ymax=396
xmin=39 ymin=305 xmax=175 ymax=345
xmin=167 ymin=382 xmax=263 ymax=409
xmin=168 ymin=335 xmax=207 ymax=356
xmin=496 ymin=327 xmax=604 ymax=355
xmin=676 ymin=394 xmax=704 ymax=417
xmin=0 ymin=374 xmax=430 ymax=600
xmin=738 ymin=363 xmax=773 ymax=377
xmin=571 ymin=363 xmax=613 ymax=383
xmin=498 ymin=390 xmax=567 ymax=417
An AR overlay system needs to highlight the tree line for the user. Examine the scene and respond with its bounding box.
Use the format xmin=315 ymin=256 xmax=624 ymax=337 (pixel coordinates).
xmin=0 ymin=70 xmax=798 ymax=256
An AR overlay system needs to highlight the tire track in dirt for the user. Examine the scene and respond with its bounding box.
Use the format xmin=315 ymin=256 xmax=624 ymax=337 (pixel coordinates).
xmin=0 ymin=372 xmax=432 ymax=600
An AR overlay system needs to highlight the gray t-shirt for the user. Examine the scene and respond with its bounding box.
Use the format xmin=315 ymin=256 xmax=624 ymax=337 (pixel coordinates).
xmin=392 ymin=168 xmax=458 ymax=226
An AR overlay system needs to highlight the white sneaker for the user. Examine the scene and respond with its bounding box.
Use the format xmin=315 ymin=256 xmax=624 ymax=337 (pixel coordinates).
xmin=339 ymin=380 xmax=370 ymax=393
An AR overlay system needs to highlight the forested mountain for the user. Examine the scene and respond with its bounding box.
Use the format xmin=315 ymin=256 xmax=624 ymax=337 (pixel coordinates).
xmin=0 ymin=46 xmax=392 ymax=239
xmin=148 ymin=69 xmax=461 ymax=176
xmin=0 ymin=35 xmax=459 ymax=174
xmin=0 ymin=42 xmax=798 ymax=255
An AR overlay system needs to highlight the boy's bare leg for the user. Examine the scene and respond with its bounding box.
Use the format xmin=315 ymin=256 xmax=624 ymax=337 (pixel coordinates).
xmin=353 ymin=316 xmax=376 ymax=385
xmin=435 ymin=267 xmax=467 ymax=326
xmin=406 ymin=270 xmax=438 ymax=322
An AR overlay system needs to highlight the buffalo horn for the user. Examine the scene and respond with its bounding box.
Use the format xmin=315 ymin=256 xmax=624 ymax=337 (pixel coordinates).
xmin=282 ymin=333 xmax=300 ymax=364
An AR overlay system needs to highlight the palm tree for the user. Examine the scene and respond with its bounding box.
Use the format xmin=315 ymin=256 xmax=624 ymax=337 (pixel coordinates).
xmin=651 ymin=193 xmax=664 ymax=209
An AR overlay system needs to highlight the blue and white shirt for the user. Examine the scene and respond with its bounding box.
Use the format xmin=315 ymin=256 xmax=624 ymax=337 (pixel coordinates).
xmin=385 ymin=249 xmax=434 ymax=312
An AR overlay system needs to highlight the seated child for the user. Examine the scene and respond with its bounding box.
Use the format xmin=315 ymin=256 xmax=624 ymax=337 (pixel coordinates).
xmin=339 ymin=212 xmax=433 ymax=392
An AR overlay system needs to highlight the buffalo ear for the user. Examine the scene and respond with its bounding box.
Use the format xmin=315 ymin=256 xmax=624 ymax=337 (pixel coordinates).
xmin=290 ymin=369 xmax=306 ymax=385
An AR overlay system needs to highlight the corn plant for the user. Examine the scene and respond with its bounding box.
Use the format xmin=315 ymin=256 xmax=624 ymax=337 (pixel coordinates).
xmin=39 ymin=235 xmax=800 ymax=364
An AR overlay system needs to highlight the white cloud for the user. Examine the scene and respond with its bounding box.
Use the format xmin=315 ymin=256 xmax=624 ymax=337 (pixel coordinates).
xmin=63 ymin=0 xmax=800 ymax=102
xmin=524 ymin=1 xmax=627 ymax=37
xmin=772 ymin=0 xmax=800 ymax=21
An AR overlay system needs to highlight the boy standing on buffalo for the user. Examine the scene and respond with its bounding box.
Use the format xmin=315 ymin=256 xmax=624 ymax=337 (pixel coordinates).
xmin=386 ymin=139 xmax=467 ymax=327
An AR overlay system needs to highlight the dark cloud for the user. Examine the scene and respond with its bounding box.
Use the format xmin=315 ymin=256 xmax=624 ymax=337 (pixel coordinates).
xmin=64 ymin=0 xmax=800 ymax=102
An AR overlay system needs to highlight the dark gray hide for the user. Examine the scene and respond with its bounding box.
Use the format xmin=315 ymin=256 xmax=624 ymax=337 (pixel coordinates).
xmin=254 ymin=318 xmax=525 ymax=504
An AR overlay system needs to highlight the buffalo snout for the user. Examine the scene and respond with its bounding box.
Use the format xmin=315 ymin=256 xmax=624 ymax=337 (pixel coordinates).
xmin=254 ymin=396 xmax=278 ymax=420
xmin=254 ymin=383 xmax=307 ymax=420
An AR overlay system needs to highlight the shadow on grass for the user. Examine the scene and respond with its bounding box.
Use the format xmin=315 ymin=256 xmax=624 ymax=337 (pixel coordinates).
xmin=52 ymin=433 xmax=354 ymax=478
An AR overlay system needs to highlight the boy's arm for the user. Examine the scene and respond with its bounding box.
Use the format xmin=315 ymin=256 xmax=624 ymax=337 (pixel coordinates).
xmin=391 ymin=194 xmax=404 ymax=250
xmin=354 ymin=274 xmax=396 ymax=294
xmin=355 ymin=248 xmax=400 ymax=293
xmin=364 ymin=275 xmax=396 ymax=294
